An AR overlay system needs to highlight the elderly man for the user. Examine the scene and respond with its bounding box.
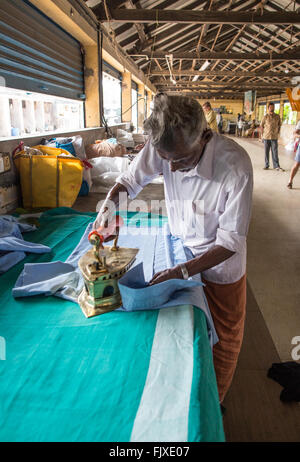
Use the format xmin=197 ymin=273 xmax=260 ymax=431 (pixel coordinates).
xmin=203 ymin=101 xmax=218 ymax=132
xmin=260 ymin=102 xmax=283 ymax=171
xmin=94 ymin=93 xmax=253 ymax=404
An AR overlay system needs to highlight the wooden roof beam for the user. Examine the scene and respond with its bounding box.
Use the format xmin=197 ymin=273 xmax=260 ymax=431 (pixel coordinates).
xmin=148 ymin=70 xmax=299 ymax=77
xmin=97 ymin=9 xmax=300 ymax=24
xmin=157 ymin=83 xmax=289 ymax=89
xmin=129 ymin=50 xmax=300 ymax=60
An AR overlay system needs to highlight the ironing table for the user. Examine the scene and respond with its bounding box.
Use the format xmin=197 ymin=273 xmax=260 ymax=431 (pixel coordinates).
xmin=0 ymin=208 xmax=225 ymax=442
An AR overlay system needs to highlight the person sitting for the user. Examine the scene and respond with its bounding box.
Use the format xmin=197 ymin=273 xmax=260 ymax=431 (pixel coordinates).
xmin=245 ymin=120 xmax=257 ymax=138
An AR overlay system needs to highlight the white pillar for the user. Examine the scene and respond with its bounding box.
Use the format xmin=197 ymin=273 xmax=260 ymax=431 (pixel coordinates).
xmin=0 ymin=95 xmax=11 ymax=137
xmin=23 ymin=100 xmax=35 ymax=134
xmin=10 ymin=98 xmax=24 ymax=136
xmin=35 ymin=100 xmax=45 ymax=132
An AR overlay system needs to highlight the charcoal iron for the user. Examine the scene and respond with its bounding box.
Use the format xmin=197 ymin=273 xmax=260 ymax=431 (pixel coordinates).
xmin=78 ymin=220 xmax=138 ymax=318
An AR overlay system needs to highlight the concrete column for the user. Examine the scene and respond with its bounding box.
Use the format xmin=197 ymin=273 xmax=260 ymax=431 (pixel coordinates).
xmin=85 ymin=45 xmax=101 ymax=127
xmin=23 ymin=100 xmax=35 ymax=134
xmin=0 ymin=95 xmax=11 ymax=137
xmin=35 ymin=101 xmax=45 ymax=132
xmin=10 ymin=98 xmax=24 ymax=136
xmin=137 ymin=83 xmax=145 ymax=131
xmin=121 ymin=71 xmax=132 ymax=123
xmin=146 ymin=91 xmax=152 ymax=118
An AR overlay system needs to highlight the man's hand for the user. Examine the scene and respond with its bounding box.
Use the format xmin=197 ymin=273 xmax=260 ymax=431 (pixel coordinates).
xmin=93 ymin=198 xmax=116 ymax=230
xmin=93 ymin=183 xmax=129 ymax=237
xmin=149 ymin=266 xmax=182 ymax=286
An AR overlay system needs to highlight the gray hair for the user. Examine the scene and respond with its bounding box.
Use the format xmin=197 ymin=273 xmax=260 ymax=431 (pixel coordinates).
xmin=143 ymin=93 xmax=207 ymax=152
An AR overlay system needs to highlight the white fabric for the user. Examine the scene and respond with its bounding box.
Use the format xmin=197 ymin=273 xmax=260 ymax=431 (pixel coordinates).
xmin=117 ymin=132 xmax=253 ymax=284
xmin=90 ymin=156 xmax=130 ymax=177
xmin=130 ymin=305 xmax=194 ymax=442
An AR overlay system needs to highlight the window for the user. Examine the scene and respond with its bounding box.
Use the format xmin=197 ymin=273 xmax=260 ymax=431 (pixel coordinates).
xmin=145 ymin=91 xmax=148 ymax=119
xmin=258 ymin=104 xmax=266 ymax=122
xmin=283 ymin=101 xmax=297 ymax=125
xmin=0 ymin=86 xmax=84 ymax=139
xmin=272 ymin=102 xmax=280 ymax=114
xmin=102 ymin=62 xmax=122 ymax=126
xmin=131 ymin=81 xmax=138 ymax=131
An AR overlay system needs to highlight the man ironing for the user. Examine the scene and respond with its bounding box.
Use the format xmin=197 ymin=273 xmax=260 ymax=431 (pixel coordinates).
xmin=94 ymin=93 xmax=253 ymax=404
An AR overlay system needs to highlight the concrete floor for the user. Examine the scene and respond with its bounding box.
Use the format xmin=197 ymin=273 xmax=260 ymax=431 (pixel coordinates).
xmin=236 ymin=136 xmax=300 ymax=362
xmin=73 ymin=135 xmax=300 ymax=441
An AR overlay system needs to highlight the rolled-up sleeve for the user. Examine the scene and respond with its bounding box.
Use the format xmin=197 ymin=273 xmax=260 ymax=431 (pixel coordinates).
xmin=116 ymin=141 xmax=164 ymax=199
xmin=215 ymin=173 xmax=253 ymax=253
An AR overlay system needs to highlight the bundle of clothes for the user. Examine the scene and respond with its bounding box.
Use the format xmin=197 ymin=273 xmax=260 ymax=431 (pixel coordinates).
xmin=268 ymin=361 xmax=300 ymax=402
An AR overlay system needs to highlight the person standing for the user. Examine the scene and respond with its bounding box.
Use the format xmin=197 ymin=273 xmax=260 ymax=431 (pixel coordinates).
xmin=237 ymin=116 xmax=243 ymax=137
xmin=203 ymin=102 xmax=218 ymax=132
xmin=287 ymin=142 xmax=300 ymax=189
xmin=260 ymin=102 xmax=284 ymax=171
xmin=216 ymin=111 xmax=223 ymax=134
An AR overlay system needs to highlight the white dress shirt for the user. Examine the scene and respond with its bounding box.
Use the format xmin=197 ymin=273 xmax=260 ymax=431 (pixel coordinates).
xmin=117 ymin=132 xmax=253 ymax=284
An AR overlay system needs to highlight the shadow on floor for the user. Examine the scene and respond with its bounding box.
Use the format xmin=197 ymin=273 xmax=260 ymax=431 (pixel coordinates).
xmin=223 ymin=281 xmax=300 ymax=442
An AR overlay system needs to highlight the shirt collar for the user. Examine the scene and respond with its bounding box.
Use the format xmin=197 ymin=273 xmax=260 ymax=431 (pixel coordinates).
xmin=183 ymin=132 xmax=216 ymax=180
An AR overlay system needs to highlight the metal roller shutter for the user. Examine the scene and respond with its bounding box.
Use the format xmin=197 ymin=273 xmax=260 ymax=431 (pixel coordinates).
xmin=0 ymin=0 xmax=84 ymax=100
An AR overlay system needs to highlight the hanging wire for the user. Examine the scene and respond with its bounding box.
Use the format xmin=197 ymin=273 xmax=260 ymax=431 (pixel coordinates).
xmin=146 ymin=9 xmax=160 ymax=82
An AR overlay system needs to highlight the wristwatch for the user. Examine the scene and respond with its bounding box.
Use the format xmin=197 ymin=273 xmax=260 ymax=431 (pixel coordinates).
xmin=178 ymin=263 xmax=189 ymax=280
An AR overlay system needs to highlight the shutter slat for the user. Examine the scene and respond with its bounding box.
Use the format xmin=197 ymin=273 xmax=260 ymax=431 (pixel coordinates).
xmin=0 ymin=46 xmax=82 ymax=83
xmin=1 ymin=1 xmax=80 ymax=62
xmin=0 ymin=0 xmax=84 ymax=100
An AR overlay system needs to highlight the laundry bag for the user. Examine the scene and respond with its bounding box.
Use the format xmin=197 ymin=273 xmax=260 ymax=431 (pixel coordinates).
xmin=13 ymin=143 xmax=83 ymax=209
xmin=42 ymin=136 xmax=93 ymax=196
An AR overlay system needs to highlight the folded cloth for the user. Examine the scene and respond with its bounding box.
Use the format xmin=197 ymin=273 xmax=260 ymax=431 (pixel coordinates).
xmin=267 ymin=361 xmax=300 ymax=402
xmin=0 ymin=215 xmax=51 ymax=273
xmin=13 ymin=223 xmax=217 ymax=346
xmin=13 ymin=261 xmax=81 ymax=300
xmin=13 ymin=223 xmax=92 ymax=301
xmin=118 ymin=262 xmax=204 ymax=310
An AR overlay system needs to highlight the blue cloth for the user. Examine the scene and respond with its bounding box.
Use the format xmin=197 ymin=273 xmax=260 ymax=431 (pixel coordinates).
xmin=55 ymin=140 xmax=76 ymax=156
xmin=13 ymin=223 xmax=218 ymax=345
xmin=0 ymin=216 xmax=51 ymax=274
xmin=295 ymin=143 xmax=300 ymax=163
xmin=118 ymin=263 xmax=203 ymax=310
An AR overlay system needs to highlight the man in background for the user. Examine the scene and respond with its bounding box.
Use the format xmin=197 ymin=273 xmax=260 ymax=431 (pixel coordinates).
xmin=260 ymin=102 xmax=284 ymax=171
xmin=216 ymin=111 xmax=223 ymax=134
xmin=203 ymin=102 xmax=218 ymax=132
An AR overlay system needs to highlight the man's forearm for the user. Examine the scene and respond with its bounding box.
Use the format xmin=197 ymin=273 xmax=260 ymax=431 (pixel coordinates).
xmin=107 ymin=183 xmax=129 ymax=207
xmin=183 ymin=245 xmax=235 ymax=277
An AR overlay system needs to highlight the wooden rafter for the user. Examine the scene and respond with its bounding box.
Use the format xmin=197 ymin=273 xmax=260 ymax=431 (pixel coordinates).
xmin=129 ymin=50 xmax=300 ymax=60
xmin=97 ymin=9 xmax=300 ymax=24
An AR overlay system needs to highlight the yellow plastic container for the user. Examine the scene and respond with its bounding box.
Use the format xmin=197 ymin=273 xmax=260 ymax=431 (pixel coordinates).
xmin=13 ymin=145 xmax=83 ymax=209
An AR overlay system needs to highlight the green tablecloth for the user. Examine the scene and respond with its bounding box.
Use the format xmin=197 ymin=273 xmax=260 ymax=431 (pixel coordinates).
xmin=0 ymin=208 xmax=224 ymax=442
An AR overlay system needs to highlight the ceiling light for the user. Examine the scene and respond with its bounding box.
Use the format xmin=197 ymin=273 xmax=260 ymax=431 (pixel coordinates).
xmin=200 ymin=60 xmax=211 ymax=71
xmin=285 ymin=69 xmax=289 ymax=74
xmin=192 ymin=75 xmax=200 ymax=82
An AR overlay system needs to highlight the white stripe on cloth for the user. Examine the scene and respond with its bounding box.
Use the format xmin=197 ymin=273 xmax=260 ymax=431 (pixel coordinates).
xmin=130 ymin=304 xmax=194 ymax=442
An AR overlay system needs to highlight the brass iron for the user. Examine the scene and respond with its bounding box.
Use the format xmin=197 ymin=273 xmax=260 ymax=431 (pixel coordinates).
xmin=78 ymin=228 xmax=138 ymax=318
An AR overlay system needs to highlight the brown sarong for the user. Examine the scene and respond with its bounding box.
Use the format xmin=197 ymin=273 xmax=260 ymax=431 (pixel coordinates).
xmin=203 ymin=274 xmax=247 ymax=403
